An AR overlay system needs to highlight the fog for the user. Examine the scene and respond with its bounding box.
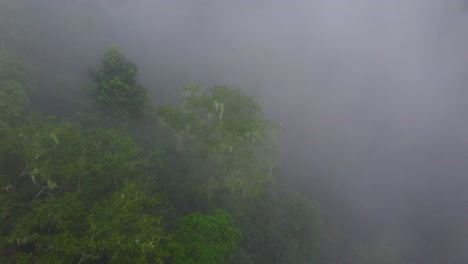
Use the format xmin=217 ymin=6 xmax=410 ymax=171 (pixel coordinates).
xmin=5 ymin=0 xmax=468 ymax=262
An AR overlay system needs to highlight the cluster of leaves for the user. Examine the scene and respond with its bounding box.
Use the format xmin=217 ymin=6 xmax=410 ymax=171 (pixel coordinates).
xmin=169 ymin=209 xmax=242 ymax=264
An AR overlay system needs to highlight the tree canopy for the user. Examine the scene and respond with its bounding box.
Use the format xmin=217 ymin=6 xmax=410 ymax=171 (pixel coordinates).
xmin=0 ymin=47 xmax=328 ymax=264
xmin=170 ymin=209 xmax=242 ymax=264
xmin=89 ymin=47 xmax=147 ymax=119
xmin=158 ymin=84 xmax=280 ymax=199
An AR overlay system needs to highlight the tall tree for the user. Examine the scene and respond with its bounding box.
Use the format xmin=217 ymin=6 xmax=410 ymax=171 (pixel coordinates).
xmin=158 ymin=84 xmax=280 ymax=199
xmin=89 ymin=47 xmax=147 ymax=120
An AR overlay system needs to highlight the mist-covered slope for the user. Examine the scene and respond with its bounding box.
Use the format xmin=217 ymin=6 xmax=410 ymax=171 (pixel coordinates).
xmin=2 ymin=0 xmax=468 ymax=263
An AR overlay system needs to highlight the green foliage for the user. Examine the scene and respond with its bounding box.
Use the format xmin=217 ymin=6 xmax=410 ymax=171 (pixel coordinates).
xmin=3 ymin=119 xmax=79 ymax=191
xmin=78 ymin=128 xmax=146 ymax=197
xmin=0 ymin=109 xmax=168 ymax=261
xmin=1 ymin=118 xmax=145 ymax=199
xmin=3 ymin=184 xmax=170 ymax=263
xmin=0 ymin=35 xmax=326 ymax=263
xmin=5 ymin=193 xmax=88 ymax=263
xmin=90 ymin=47 xmax=147 ymax=119
xmin=170 ymin=209 xmax=242 ymax=264
xmin=158 ymin=84 xmax=280 ymax=199
xmin=87 ymin=183 xmax=170 ymax=263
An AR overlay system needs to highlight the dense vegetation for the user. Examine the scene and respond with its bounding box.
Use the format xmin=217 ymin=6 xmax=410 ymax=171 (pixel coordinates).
xmin=0 ymin=2 xmax=408 ymax=262
xmin=0 ymin=48 xmax=324 ymax=263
